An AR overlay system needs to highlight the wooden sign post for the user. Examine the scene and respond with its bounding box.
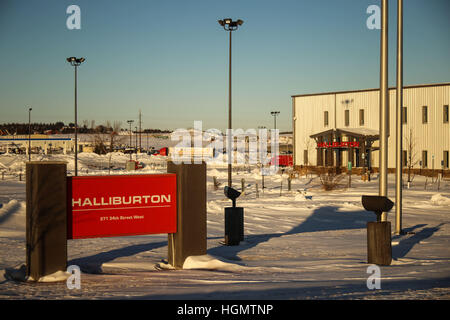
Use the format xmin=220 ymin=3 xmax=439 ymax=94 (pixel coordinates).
xmin=167 ymin=161 xmax=207 ymax=268
xmin=26 ymin=162 xmax=67 ymax=281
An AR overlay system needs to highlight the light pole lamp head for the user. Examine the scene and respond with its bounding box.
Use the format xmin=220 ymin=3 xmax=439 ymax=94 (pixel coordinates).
xmin=67 ymin=56 xmax=85 ymax=66
xmin=271 ymin=111 xmax=280 ymax=116
xmin=219 ymin=18 xmax=244 ymax=31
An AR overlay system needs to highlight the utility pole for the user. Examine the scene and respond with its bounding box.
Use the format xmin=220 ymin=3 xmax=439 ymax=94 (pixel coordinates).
xmin=66 ymin=57 xmax=85 ymax=176
xmin=139 ymin=110 xmax=142 ymax=152
xmin=135 ymin=127 xmax=138 ymax=155
xmin=28 ymin=107 xmax=32 ymax=162
xmin=271 ymin=111 xmax=280 ymax=130
xmin=395 ymin=0 xmax=404 ymax=235
xmin=218 ymin=18 xmax=244 ymax=188
xmin=127 ymin=120 xmax=134 ymax=161
xmin=379 ymin=0 xmax=389 ymax=222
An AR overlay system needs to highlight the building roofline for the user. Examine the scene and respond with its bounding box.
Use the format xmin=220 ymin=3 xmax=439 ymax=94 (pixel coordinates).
xmin=291 ymin=82 xmax=450 ymax=98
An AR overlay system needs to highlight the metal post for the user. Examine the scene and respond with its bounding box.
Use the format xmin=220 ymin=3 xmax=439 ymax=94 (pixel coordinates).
xmin=219 ymin=19 xmax=243 ymax=187
xmin=139 ymin=110 xmax=142 ymax=152
xmin=127 ymin=120 xmax=134 ymax=161
xmin=67 ymin=57 xmax=84 ymax=176
xmin=28 ymin=107 xmax=32 ymax=162
xmin=74 ymin=65 xmax=78 ymax=176
xmin=395 ymin=0 xmax=403 ymax=235
xmin=135 ymin=127 xmax=138 ymax=154
xmin=271 ymin=111 xmax=280 ymax=131
xmin=228 ymin=29 xmax=232 ymax=188
xmin=379 ymin=0 xmax=389 ymax=222
xmin=274 ymin=113 xmax=276 ymax=130
xmin=262 ymin=172 xmax=265 ymax=190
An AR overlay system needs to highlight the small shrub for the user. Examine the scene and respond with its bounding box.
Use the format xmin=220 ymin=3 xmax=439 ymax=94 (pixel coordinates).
xmin=319 ymin=170 xmax=345 ymax=191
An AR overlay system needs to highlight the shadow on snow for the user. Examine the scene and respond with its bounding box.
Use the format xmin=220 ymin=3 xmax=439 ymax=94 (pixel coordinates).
xmin=208 ymin=206 xmax=373 ymax=261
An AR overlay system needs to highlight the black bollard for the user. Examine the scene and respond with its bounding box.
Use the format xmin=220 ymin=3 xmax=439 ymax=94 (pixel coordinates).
xmin=362 ymin=195 xmax=394 ymax=266
xmin=224 ymin=186 xmax=244 ymax=245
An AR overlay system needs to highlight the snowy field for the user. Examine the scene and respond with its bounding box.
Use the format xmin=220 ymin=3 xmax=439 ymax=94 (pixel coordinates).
xmin=0 ymin=152 xmax=449 ymax=300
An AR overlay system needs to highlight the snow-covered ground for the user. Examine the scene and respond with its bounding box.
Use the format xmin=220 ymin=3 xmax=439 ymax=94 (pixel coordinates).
xmin=0 ymin=152 xmax=449 ymax=299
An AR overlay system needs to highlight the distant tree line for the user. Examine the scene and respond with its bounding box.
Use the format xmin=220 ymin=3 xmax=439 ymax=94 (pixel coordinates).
xmin=0 ymin=122 xmax=68 ymax=135
xmin=142 ymin=128 xmax=172 ymax=134
xmin=0 ymin=122 xmax=172 ymax=135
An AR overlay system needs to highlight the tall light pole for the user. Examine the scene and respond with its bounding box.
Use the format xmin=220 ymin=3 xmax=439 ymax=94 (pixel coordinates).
xmin=271 ymin=111 xmax=280 ymax=130
xmin=127 ymin=120 xmax=134 ymax=161
xmin=67 ymin=56 xmax=85 ymax=176
xmin=139 ymin=110 xmax=142 ymax=152
xmin=28 ymin=107 xmax=32 ymax=162
xmin=218 ymin=18 xmax=244 ymax=187
xmin=395 ymin=0 xmax=404 ymax=235
xmin=135 ymin=126 xmax=138 ymax=156
xmin=379 ymin=0 xmax=389 ymax=222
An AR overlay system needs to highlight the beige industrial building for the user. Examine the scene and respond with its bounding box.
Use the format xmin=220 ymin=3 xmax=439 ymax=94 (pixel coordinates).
xmin=292 ymin=82 xmax=450 ymax=172
xmin=0 ymin=134 xmax=85 ymax=154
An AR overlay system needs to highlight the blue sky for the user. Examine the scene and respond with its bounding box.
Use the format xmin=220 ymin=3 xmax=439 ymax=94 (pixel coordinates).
xmin=0 ymin=0 xmax=449 ymax=131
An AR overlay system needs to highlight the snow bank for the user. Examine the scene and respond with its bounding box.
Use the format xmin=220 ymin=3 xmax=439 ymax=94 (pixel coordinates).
xmin=1 ymin=264 xmax=70 ymax=282
xmin=0 ymin=199 xmax=26 ymax=233
xmin=430 ymin=193 xmax=450 ymax=206
xmin=294 ymin=191 xmax=312 ymax=201
xmin=182 ymin=255 xmax=248 ymax=272
xmin=100 ymin=262 xmax=158 ymax=273
xmin=32 ymin=270 xmax=70 ymax=283
xmin=207 ymin=201 xmax=224 ymax=213
xmin=153 ymin=255 xmax=248 ymax=272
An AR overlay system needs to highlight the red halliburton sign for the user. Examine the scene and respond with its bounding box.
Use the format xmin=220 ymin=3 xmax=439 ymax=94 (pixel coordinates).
xmin=317 ymin=141 xmax=360 ymax=148
xmin=67 ymin=174 xmax=177 ymax=239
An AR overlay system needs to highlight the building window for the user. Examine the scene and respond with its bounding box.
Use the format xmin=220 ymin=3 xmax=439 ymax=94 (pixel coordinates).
xmin=422 ymin=150 xmax=428 ymax=168
xmin=444 ymin=151 xmax=449 ymax=169
xmin=402 ymin=150 xmax=407 ymax=167
xmin=444 ymin=105 xmax=449 ymax=123
xmin=402 ymin=106 xmax=407 ymax=124
xmin=359 ymin=109 xmax=364 ymax=126
xmin=422 ymin=106 xmax=428 ymax=124
xmin=304 ymin=150 xmax=309 ymax=165
xmin=345 ymin=110 xmax=350 ymax=126
xmin=324 ymin=111 xmax=329 ymax=127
